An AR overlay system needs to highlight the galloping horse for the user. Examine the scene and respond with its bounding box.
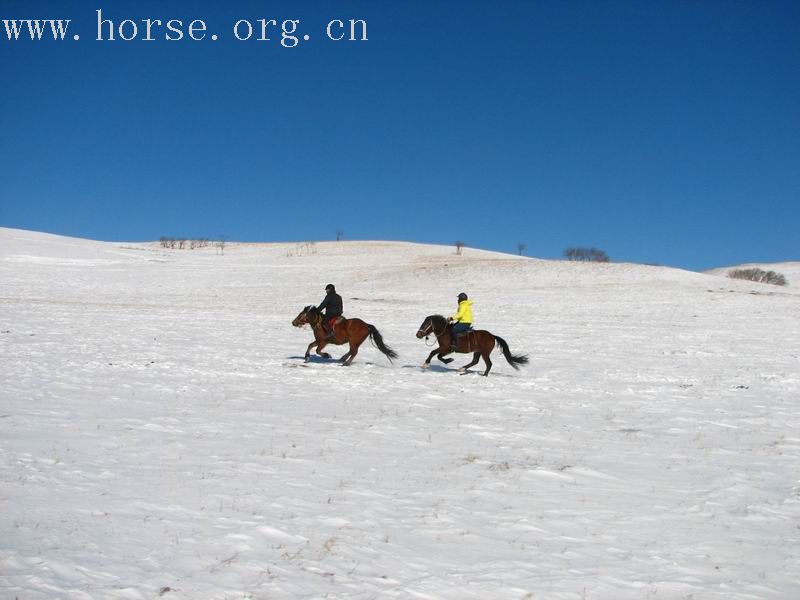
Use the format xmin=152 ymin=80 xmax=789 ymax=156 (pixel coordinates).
xmin=416 ymin=314 xmax=528 ymax=376
xmin=292 ymin=306 xmax=398 ymax=365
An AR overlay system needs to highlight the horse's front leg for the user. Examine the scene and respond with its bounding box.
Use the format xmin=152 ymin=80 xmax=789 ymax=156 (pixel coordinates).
xmin=305 ymin=340 xmax=318 ymax=362
xmin=437 ymin=352 xmax=454 ymax=364
xmin=422 ymin=348 xmax=440 ymax=369
xmin=316 ymin=340 xmax=332 ymax=359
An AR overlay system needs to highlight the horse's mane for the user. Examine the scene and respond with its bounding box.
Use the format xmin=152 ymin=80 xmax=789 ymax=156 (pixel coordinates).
xmin=429 ymin=314 xmax=448 ymax=328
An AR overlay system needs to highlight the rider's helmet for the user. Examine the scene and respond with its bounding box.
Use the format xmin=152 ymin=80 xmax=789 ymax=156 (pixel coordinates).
xmin=325 ymin=284 xmax=336 ymax=293
xmin=457 ymin=292 xmax=468 ymax=302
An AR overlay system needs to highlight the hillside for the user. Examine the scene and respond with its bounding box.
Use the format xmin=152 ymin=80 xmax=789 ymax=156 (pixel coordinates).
xmin=2 ymin=228 xmax=799 ymax=599
xmin=706 ymin=261 xmax=800 ymax=288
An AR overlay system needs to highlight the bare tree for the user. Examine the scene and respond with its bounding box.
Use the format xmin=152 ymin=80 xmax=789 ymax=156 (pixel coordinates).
xmin=590 ymin=248 xmax=609 ymax=262
xmin=215 ymin=236 xmax=227 ymax=256
xmin=336 ymin=230 xmax=344 ymax=241
xmin=455 ymin=241 xmax=465 ymax=256
xmin=517 ymin=242 xmax=527 ymax=256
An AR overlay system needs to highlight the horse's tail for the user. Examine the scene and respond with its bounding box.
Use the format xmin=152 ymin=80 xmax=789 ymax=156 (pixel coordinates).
xmin=495 ymin=336 xmax=528 ymax=370
xmin=368 ymin=324 xmax=399 ymax=362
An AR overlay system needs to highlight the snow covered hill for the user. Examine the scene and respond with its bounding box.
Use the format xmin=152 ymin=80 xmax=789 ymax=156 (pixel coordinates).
xmin=2 ymin=227 xmax=799 ymax=599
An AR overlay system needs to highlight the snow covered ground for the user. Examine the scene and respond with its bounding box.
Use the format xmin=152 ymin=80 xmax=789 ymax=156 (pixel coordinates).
xmin=1 ymin=227 xmax=799 ymax=600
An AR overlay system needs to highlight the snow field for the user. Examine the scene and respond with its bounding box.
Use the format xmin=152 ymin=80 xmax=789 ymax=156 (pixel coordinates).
xmin=1 ymin=228 xmax=799 ymax=599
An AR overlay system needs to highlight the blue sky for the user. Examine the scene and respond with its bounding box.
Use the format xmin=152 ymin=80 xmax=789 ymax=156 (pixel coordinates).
xmin=1 ymin=1 xmax=798 ymax=270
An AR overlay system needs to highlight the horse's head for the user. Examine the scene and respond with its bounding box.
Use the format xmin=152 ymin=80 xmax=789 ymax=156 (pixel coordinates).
xmin=416 ymin=316 xmax=433 ymax=338
xmin=292 ymin=305 xmax=316 ymax=328
xmin=416 ymin=315 xmax=447 ymax=338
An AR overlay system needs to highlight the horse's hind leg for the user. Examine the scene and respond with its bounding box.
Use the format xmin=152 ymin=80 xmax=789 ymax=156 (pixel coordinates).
xmin=343 ymin=341 xmax=361 ymax=366
xmin=481 ymin=351 xmax=493 ymax=376
xmin=344 ymin=326 xmax=372 ymax=366
xmin=458 ymin=352 xmax=481 ymax=373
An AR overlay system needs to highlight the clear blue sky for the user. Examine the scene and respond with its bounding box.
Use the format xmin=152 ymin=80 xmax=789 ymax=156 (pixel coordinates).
xmin=1 ymin=1 xmax=798 ymax=270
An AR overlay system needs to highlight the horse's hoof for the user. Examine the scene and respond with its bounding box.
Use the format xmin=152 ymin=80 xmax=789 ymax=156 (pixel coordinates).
xmin=457 ymin=367 xmax=466 ymax=374
xmin=421 ymin=363 xmax=430 ymax=369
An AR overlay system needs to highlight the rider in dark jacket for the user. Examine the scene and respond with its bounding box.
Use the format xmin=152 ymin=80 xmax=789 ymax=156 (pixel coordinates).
xmin=318 ymin=284 xmax=343 ymax=340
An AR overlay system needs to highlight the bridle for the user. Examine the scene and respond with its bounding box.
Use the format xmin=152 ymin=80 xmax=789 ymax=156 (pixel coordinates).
xmin=417 ymin=317 xmax=446 ymax=340
xmin=305 ymin=309 xmax=322 ymax=328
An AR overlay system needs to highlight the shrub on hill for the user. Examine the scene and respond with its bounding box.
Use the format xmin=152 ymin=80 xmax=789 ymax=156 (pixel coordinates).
xmin=728 ymin=268 xmax=787 ymax=286
xmin=564 ymin=247 xmax=610 ymax=262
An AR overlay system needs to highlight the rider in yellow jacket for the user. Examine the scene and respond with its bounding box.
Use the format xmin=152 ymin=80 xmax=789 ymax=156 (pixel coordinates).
xmin=448 ymin=292 xmax=473 ymax=350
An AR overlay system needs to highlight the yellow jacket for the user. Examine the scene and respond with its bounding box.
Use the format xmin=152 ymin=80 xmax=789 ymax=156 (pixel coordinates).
xmin=450 ymin=300 xmax=473 ymax=324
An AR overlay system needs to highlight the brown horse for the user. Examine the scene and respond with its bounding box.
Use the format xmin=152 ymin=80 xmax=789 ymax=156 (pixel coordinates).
xmin=415 ymin=314 xmax=528 ymax=376
xmin=292 ymin=305 xmax=398 ymax=365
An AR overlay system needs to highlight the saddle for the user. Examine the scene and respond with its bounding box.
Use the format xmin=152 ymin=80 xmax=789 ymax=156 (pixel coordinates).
xmin=322 ymin=315 xmax=346 ymax=339
xmin=450 ymin=324 xmax=474 ymax=351
xmin=448 ymin=323 xmax=474 ymax=334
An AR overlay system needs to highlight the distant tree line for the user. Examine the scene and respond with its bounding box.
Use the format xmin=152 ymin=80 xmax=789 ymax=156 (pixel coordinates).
xmin=728 ymin=268 xmax=787 ymax=286
xmin=564 ymin=247 xmax=610 ymax=262
xmin=286 ymin=242 xmax=317 ymax=257
xmin=159 ymin=237 xmax=210 ymax=250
